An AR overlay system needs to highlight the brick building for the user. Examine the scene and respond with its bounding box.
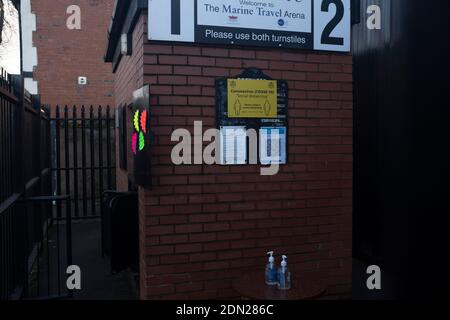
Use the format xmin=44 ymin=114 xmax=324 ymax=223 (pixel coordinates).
xmin=26 ymin=0 xmax=114 ymax=109
xmin=106 ymin=1 xmax=353 ymax=299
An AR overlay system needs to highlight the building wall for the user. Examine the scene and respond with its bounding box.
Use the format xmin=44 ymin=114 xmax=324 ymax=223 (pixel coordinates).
xmin=20 ymin=0 xmax=38 ymax=94
xmin=32 ymin=0 xmax=114 ymax=110
xmin=114 ymin=14 xmax=147 ymax=193
xmin=115 ymin=12 xmax=353 ymax=300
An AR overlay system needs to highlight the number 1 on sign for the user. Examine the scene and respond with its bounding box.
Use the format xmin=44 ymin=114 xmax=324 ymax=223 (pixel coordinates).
xmin=148 ymin=0 xmax=194 ymax=42
xmin=171 ymin=0 xmax=181 ymax=35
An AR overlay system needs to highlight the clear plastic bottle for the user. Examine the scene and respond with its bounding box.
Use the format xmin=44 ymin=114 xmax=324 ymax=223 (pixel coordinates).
xmin=265 ymin=251 xmax=278 ymax=285
xmin=277 ymin=255 xmax=291 ymax=290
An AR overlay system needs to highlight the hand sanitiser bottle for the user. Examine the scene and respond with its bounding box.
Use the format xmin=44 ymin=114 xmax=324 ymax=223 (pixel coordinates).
xmin=265 ymin=251 xmax=278 ymax=285
xmin=277 ymin=255 xmax=291 ymax=290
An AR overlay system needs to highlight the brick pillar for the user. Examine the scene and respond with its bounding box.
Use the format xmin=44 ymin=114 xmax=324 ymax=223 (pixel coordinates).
xmin=114 ymin=13 xmax=353 ymax=300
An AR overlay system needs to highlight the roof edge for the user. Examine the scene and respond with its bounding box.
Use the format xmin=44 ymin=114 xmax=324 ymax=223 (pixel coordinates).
xmin=104 ymin=0 xmax=131 ymax=62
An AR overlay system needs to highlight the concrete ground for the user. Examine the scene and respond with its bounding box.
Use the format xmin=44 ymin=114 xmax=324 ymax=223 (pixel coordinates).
xmin=71 ymin=220 xmax=137 ymax=300
xmin=30 ymin=219 xmax=137 ymax=300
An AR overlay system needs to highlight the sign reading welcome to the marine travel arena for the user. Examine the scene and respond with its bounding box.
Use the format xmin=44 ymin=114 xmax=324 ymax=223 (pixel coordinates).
xmin=148 ymin=0 xmax=351 ymax=52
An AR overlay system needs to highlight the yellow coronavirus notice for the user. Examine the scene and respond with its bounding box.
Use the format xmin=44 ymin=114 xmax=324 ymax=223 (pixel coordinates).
xmin=227 ymin=79 xmax=277 ymax=118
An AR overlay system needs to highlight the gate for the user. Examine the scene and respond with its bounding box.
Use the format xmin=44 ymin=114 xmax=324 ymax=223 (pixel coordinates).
xmin=51 ymin=106 xmax=116 ymax=220
xmin=0 ymin=69 xmax=71 ymax=300
xmin=1 ymin=68 xmax=117 ymax=300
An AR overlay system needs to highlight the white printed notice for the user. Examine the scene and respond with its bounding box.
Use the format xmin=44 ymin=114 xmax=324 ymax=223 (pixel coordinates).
xmin=220 ymin=126 xmax=247 ymax=165
xmin=197 ymin=0 xmax=312 ymax=33
xmin=148 ymin=0 xmax=351 ymax=52
xmin=260 ymin=127 xmax=287 ymax=165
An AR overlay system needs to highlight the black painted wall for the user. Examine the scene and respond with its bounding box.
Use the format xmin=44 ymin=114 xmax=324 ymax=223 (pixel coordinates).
xmin=353 ymin=0 xmax=450 ymax=299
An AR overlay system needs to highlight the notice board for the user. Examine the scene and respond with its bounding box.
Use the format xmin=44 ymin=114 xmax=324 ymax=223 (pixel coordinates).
xmin=216 ymin=68 xmax=288 ymax=165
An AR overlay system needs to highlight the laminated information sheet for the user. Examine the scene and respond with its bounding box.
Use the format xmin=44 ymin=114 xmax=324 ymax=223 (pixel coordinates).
xmin=219 ymin=126 xmax=247 ymax=165
xmin=260 ymin=127 xmax=287 ymax=165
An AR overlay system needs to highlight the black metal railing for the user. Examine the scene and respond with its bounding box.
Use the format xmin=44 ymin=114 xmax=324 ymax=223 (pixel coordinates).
xmin=0 ymin=68 xmax=18 ymax=300
xmin=1 ymin=69 xmax=72 ymax=300
xmin=1 ymin=70 xmax=115 ymax=300
xmin=51 ymin=105 xmax=116 ymax=220
xmin=0 ymin=69 xmax=46 ymax=299
xmin=0 ymin=68 xmax=15 ymax=205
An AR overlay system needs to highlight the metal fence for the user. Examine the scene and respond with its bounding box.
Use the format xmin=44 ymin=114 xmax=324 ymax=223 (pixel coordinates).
xmin=51 ymin=105 xmax=116 ymax=220
xmin=1 ymin=68 xmax=116 ymax=300
xmin=0 ymin=69 xmax=18 ymax=300
xmin=0 ymin=69 xmax=72 ymax=300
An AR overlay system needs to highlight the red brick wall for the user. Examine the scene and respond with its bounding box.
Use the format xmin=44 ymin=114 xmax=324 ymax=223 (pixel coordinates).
xmin=115 ymin=12 xmax=352 ymax=300
xmin=114 ymin=14 xmax=147 ymax=193
xmin=32 ymin=0 xmax=114 ymax=110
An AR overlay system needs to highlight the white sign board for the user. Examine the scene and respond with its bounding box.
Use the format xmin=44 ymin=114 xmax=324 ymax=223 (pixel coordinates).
xmin=148 ymin=0 xmax=350 ymax=52
xmin=219 ymin=126 xmax=247 ymax=165
xmin=260 ymin=127 xmax=287 ymax=165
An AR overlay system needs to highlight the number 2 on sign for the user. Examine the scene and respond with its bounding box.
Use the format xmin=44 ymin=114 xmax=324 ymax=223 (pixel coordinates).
xmin=314 ymin=0 xmax=350 ymax=52
xmin=321 ymin=0 xmax=345 ymax=45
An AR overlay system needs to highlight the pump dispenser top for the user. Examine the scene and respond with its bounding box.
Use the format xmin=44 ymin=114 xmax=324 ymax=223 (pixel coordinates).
xmin=281 ymin=255 xmax=287 ymax=268
xmin=267 ymin=251 xmax=274 ymax=263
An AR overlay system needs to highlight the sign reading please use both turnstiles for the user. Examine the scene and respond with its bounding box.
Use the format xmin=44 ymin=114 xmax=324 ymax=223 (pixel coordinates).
xmin=148 ymin=0 xmax=351 ymax=52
